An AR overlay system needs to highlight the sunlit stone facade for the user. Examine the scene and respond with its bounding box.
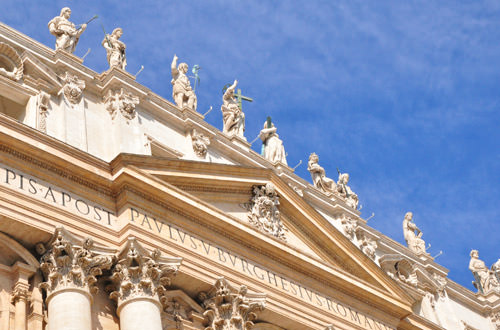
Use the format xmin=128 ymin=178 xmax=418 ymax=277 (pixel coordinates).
xmin=0 ymin=21 xmax=499 ymax=330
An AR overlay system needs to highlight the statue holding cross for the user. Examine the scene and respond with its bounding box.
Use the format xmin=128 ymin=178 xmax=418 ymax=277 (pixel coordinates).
xmin=221 ymin=80 xmax=252 ymax=139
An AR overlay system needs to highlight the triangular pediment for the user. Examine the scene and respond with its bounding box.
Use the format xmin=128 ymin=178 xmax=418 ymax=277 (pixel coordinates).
xmin=111 ymin=154 xmax=415 ymax=309
xmin=21 ymin=52 xmax=62 ymax=93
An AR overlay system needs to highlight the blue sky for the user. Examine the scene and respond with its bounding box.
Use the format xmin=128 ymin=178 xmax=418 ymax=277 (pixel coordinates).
xmin=2 ymin=1 xmax=499 ymax=291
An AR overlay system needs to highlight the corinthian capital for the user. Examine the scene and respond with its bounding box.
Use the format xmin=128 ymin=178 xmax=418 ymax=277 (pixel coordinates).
xmin=109 ymin=237 xmax=182 ymax=308
xmin=38 ymin=227 xmax=115 ymax=298
xmin=198 ymin=277 xmax=266 ymax=330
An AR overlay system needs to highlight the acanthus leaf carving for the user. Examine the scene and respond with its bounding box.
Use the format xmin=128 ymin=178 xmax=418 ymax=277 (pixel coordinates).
xmin=104 ymin=88 xmax=140 ymax=121
xmin=198 ymin=278 xmax=265 ymax=330
xmin=246 ymin=183 xmax=287 ymax=241
xmin=38 ymin=227 xmax=115 ymax=297
xmin=109 ymin=237 xmax=181 ymax=308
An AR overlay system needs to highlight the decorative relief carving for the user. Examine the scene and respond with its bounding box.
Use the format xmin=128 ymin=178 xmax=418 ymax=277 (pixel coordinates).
xmin=11 ymin=284 xmax=30 ymax=304
xmin=191 ymin=129 xmax=210 ymax=158
xmin=109 ymin=237 xmax=181 ymax=307
xmin=358 ymin=233 xmax=377 ymax=260
xmin=381 ymin=258 xmax=418 ymax=287
xmin=490 ymin=312 xmax=500 ymax=330
xmin=0 ymin=42 xmax=23 ymax=81
xmin=38 ymin=227 xmax=114 ymax=297
xmin=198 ymin=277 xmax=265 ymax=330
xmin=339 ymin=214 xmax=358 ymax=241
xmin=104 ymin=88 xmax=140 ymax=120
xmin=37 ymin=92 xmax=51 ymax=133
xmin=246 ymin=183 xmax=287 ymax=241
xmin=60 ymin=72 xmax=85 ymax=104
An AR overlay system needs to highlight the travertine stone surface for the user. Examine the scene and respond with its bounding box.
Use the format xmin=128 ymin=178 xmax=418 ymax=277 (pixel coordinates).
xmin=104 ymin=88 xmax=139 ymax=121
xmin=171 ymin=54 xmax=197 ymax=111
xmin=102 ymin=28 xmax=127 ymax=70
xmin=221 ymin=80 xmax=245 ymax=138
xmin=259 ymin=120 xmax=287 ymax=165
xmin=48 ymin=7 xmax=86 ymax=53
xmin=403 ymin=212 xmax=428 ymax=255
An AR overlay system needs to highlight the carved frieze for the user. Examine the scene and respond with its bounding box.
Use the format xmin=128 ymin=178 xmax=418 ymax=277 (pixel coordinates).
xmin=60 ymin=72 xmax=85 ymax=104
xmin=246 ymin=183 xmax=287 ymax=241
xmin=104 ymin=88 xmax=140 ymax=120
xmin=191 ymin=129 xmax=210 ymax=158
xmin=37 ymin=91 xmax=50 ymax=133
xmin=38 ymin=227 xmax=115 ymax=297
xmin=339 ymin=214 xmax=357 ymax=241
xmin=109 ymin=237 xmax=181 ymax=308
xmin=0 ymin=42 xmax=23 ymax=81
xmin=198 ymin=277 xmax=265 ymax=330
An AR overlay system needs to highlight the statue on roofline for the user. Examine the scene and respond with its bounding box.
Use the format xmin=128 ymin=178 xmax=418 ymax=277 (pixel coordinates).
xmin=336 ymin=171 xmax=359 ymax=209
xmin=102 ymin=28 xmax=126 ymax=70
xmin=221 ymin=79 xmax=245 ymax=138
xmin=402 ymin=212 xmax=427 ymax=255
xmin=259 ymin=118 xmax=287 ymax=165
xmin=469 ymin=249 xmax=500 ymax=294
xmin=307 ymin=153 xmax=336 ymax=195
xmin=48 ymin=7 xmax=87 ymax=53
xmin=171 ymin=54 xmax=197 ymax=111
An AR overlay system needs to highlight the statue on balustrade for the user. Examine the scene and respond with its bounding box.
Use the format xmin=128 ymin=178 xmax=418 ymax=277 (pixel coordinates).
xmin=171 ymin=54 xmax=197 ymax=111
xmin=102 ymin=28 xmax=126 ymax=70
xmin=336 ymin=172 xmax=359 ymax=209
xmin=259 ymin=118 xmax=287 ymax=165
xmin=469 ymin=250 xmax=500 ymax=294
xmin=221 ymin=79 xmax=245 ymax=138
xmin=402 ymin=212 xmax=427 ymax=255
xmin=48 ymin=7 xmax=87 ymax=53
xmin=307 ymin=153 xmax=336 ymax=195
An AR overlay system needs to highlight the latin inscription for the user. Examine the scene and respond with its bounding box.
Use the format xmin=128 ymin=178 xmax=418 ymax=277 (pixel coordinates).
xmin=131 ymin=208 xmax=395 ymax=330
xmin=1 ymin=166 xmax=115 ymax=226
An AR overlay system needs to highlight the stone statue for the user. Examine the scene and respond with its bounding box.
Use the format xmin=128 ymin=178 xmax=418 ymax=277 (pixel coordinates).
xmin=402 ymin=212 xmax=427 ymax=255
xmin=307 ymin=153 xmax=336 ymax=195
xmin=221 ymin=80 xmax=245 ymax=137
xmin=469 ymin=250 xmax=499 ymax=294
xmin=171 ymin=55 xmax=197 ymax=111
xmin=336 ymin=172 xmax=359 ymax=209
xmin=259 ymin=120 xmax=287 ymax=165
xmin=102 ymin=28 xmax=126 ymax=70
xmin=48 ymin=7 xmax=87 ymax=53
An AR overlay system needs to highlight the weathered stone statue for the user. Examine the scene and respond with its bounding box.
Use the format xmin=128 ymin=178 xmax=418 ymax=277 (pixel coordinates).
xmin=221 ymin=80 xmax=245 ymax=137
xmin=171 ymin=54 xmax=197 ymax=111
xmin=337 ymin=172 xmax=359 ymax=209
xmin=259 ymin=120 xmax=287 ymax=165
xmin=102 ymin=28 xmax=126 ymax=70
xmin=48 ymin=7 xmax=86 ymax=53
xmin=402 ymin=212 xmax=427 ymax=255
xmin=469 ymin=250 xmax=499 ymax=294
xmin=307 ymin=153 xmax=336 ymax=195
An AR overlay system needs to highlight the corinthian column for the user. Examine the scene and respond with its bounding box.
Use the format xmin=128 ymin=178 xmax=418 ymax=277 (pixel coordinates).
xmin=38 ymin=227 xmax=115 ymax=330
xmin=109 ymin=237 xmax=182 ymax=330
